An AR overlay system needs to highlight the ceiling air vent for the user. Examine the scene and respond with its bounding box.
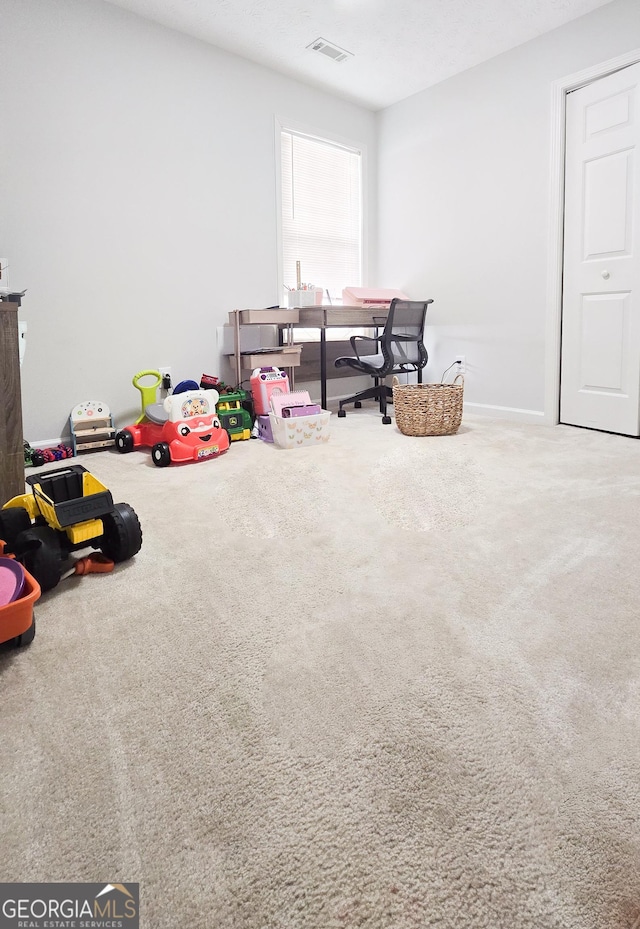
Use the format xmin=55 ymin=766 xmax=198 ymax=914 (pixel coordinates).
xmin=306 ymin=38 xmax=353 ymax=63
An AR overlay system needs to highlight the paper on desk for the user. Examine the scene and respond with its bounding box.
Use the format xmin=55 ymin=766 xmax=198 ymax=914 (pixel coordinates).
xmin=241 ymin=344 xmax=299 ymax=354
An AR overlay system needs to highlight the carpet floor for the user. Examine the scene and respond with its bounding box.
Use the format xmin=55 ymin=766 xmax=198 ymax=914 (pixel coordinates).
xmin=1 ymin=410 xmax=639 ymax=929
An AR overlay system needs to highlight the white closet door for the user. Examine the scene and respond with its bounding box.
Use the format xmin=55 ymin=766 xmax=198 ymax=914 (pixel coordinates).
xmin=560 ymin=62 xmax=640 ymax=436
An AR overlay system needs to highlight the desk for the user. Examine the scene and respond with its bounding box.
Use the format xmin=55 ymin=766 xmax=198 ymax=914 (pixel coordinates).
xmin=292 ymin=305 xmax=389 ymax=409
xmin=230 ymin=306 xmax=389 ymax=409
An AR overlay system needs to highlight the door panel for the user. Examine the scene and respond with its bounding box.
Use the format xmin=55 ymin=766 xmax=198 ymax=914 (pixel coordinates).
xmin=560 ymin=63 xmax=640 ymax=436
xmin=583 ymin=150 xmax=633 ymax=258
xmin=585 ymin=89 xmax=633 ymax=137
xmin=578 ymin=293 xmax=628 ymax=391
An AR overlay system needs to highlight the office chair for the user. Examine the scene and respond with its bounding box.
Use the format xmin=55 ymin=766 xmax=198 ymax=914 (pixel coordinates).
xmin=335 ymin=298 xmax=433 ymax=424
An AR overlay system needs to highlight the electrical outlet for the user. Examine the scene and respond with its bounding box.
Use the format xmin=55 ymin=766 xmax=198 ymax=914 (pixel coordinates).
xmin=455 ymin=355 xmax=465 ymax=374
xmin=159 ymin=366 xmax=172 ymax=390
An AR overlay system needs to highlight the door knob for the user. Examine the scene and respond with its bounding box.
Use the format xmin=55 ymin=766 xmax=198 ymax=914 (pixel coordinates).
xmin=601 ymin=270 xmax=611 ymax=280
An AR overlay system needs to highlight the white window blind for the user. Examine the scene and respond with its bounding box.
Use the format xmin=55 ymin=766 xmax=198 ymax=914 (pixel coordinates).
xmin=281 ymin=129 xmax=362 ymax=302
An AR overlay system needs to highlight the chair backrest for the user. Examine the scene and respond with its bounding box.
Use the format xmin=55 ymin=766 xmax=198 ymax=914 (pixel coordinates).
xmin=381 ymin=299 xmax=432 ymax=371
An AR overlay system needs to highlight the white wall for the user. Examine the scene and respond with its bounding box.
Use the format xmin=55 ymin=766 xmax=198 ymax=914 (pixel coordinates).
xmin=0 ymin=0 xmax=376 ymax=442
xmin=377 ymin=0 xmax=640 ymax=420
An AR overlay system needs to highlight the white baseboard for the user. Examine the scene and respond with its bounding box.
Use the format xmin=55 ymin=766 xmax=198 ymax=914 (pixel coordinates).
xmin=29 ymin=436 xmax=66 ymax=450
xmin=463 ymin=402 xmax=547 ymax=425
xmin=302 ymin=387 xmax=548 ymax=425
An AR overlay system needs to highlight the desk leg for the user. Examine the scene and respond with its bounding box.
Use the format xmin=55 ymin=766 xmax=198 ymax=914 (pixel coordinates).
xmin=288 ymin=323 xmax=295 ymax=389
xmin=320 ymin=327 xmax=327 ymax=410
xmin=233 ymin=310 xmax=241 ymax=387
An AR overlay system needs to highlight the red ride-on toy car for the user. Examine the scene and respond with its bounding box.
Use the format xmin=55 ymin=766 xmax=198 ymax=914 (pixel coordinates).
xmin=116 ymin=385 xmax=230 ymax=467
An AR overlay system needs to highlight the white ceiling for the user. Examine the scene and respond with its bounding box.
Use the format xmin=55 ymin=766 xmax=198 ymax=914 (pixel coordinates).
xmin=102 ymin=0 xmax=614 ymax=109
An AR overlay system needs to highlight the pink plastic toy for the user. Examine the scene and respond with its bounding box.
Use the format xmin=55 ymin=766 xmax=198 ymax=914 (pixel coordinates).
xmin=250 ymin=367 xmax=289 ymax=416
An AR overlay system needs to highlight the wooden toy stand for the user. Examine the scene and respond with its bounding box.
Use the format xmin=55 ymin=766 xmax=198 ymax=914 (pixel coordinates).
xmin=69 ymin=401 xmax=116 ymax=454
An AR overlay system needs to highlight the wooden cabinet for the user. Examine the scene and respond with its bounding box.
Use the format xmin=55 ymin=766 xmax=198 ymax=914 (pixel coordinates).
xmin=0 ymin=302 xmax=25 ymax=503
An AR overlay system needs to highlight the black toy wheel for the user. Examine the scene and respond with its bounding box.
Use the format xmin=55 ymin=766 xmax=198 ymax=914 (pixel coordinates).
xmin=14 ymin=526 xmax=63 ymax=593
xmin=151 ymin=442 xmax=171 ymax=467
xmin=115 ymin=430 xmax=134 ymax=453
xmin=354 ymin=401 xmax=362 ymax=408
xmin=382 ymin=415 xmax=392 ymax=425
xmin=101 ymin=503 xmax=143 ymax=563
xmin=337 ymin=409 xmax=346 ymax=418
xmin=0 ymin=506 xmax=31 ymax=549
xmin=15 ymin=619 xmax=36 ymax=647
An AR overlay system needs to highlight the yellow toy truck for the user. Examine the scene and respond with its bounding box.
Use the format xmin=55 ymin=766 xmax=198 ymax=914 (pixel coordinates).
xmin=0 ymin=465 xmax=142 ymax=592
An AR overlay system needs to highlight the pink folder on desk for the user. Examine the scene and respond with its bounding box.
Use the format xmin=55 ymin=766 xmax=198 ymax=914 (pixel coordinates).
xmin=342 ymin=287 xmax=409 ymax=307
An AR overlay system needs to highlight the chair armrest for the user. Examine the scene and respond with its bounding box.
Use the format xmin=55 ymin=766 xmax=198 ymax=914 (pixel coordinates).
xmin=349 ymin=334 xmax=379 ymax=359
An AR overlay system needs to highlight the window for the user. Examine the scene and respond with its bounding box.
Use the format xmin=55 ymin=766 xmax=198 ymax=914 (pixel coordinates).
xmin=279 ymin=128 xmax=362 ymax=328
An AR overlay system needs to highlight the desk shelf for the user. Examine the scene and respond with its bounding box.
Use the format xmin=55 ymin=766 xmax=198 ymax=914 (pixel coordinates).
xmin=239 ymin=347 xmax=302 ymax=370
xmin=228 ymin=309 xmax=299 ymax=326
xmin=228 ymin=309 xmax=301 ymax=386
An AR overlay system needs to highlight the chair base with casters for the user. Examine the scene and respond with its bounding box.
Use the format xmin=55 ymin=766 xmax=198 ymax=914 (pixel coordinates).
xmin=334 ymin=298 xmax=433 ymax=425
xmin=337 ymin=382 xmax=395 ymax=424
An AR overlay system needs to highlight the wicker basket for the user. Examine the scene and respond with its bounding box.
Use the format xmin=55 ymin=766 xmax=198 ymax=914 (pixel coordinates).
xmin=392 ymin=375 xmax=464 ymax=436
